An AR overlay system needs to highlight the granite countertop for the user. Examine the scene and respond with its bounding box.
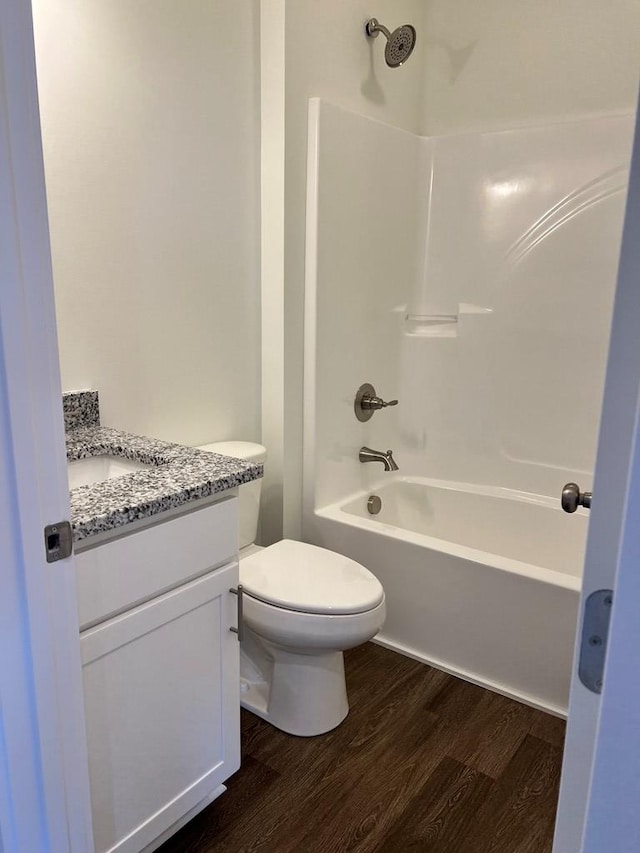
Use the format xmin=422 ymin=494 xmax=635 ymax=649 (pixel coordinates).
xmin=67 ymin=425 xmax=263 ymax=542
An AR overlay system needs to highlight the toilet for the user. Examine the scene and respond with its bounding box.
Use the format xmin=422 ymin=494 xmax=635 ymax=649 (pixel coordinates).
xmin=198 ymin=441 xmax=386 ymax=737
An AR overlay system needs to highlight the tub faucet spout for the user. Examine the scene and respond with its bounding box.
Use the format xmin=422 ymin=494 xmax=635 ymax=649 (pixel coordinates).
xmin=359 ymin=446 xmax=399 ymax=472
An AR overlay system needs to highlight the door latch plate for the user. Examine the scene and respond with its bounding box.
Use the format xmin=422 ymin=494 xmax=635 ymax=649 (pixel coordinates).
xmin=578 ymin=589 xmax=613 ymax=694
xmin=44 ymin=521 xmax=73 ymax=563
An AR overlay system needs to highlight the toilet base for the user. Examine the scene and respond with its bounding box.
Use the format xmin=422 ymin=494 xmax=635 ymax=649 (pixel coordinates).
xmin=240 ymin=629 xmax=349 ymax=737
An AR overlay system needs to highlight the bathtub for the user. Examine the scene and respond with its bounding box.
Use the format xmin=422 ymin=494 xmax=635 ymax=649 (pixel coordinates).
xmin=309 ymin=477 xmax=586 ymax=716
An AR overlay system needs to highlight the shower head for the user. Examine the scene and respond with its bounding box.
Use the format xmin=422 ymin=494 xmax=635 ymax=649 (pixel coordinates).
xmin=365 ymin=18 xmax=416 ymax=68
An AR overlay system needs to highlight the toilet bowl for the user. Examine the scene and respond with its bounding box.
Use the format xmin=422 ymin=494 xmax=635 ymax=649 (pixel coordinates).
xmin=198 ymin=442 xmax=386 ymax=737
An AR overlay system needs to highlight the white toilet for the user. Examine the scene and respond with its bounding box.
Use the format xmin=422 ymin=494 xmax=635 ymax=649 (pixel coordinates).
xmin=198 ymin=441 xmax=386 ymax=737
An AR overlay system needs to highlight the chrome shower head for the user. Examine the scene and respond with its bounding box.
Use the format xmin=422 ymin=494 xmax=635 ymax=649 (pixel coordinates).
xmin=365 ymin=18 xmax=416 ymax=68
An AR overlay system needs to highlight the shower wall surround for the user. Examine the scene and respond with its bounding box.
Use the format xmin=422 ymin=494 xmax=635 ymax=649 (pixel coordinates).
xmin=304 ymin=102 xmax=418 ymax=512
xmin=405 ymin=116 xmax=632 ymax=495
xmin=305 ymin=99 xmax=634 ymax=513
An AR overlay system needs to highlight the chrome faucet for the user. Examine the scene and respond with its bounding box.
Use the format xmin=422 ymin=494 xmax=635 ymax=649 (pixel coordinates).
xmin=359 ymin=446 xmax=399 ymax=471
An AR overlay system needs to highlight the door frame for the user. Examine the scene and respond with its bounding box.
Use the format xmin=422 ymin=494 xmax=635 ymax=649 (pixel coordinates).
xmin=0 ymin=0 xmax=93 ymax=850
xmin=554 ymin=84 xmax=640 ymax=852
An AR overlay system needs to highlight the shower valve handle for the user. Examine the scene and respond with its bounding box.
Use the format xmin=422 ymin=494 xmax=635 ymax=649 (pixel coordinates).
xmin=354 ymin=383 xmax=398 ymax=422
xmin=361 ymin=395 xmax=398 ymax=411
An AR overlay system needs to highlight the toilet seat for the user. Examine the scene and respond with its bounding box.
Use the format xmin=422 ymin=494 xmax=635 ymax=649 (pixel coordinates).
xmin=240 ymin=539 xmax=384 ymax=615
xmin=242 ymin=592 xmax=386 ymax=653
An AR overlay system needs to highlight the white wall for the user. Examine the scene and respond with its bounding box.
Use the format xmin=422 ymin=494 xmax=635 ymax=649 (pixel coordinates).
xmin=33 ymin=0 xmax=261 ymax=447
xmin=282 ymin=0 xmax=425 ymax=539
xmin=260 ymin=0 xmax=286 ymax=544
xmin=421 ymin=0 xmax=640 ymax=135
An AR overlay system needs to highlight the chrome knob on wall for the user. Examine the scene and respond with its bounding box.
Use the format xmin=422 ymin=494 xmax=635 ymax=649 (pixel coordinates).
xmin=561 ymin=482 xmax=592 ymax=513
xmin=354 ymin=383 xmax=398 ymax=422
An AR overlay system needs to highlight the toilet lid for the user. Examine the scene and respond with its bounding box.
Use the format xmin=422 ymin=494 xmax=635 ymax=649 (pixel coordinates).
xmin=240 ymin=540 xmax=384 ymax=615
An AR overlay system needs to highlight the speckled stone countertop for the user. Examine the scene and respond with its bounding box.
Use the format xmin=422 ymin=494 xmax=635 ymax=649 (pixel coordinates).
xmin=67 ymin=426 xmax=263 ymax=543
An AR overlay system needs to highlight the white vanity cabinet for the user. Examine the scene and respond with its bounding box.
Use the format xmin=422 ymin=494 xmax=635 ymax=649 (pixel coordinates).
xmin=75 ymin=496 xmax=241 ymax=853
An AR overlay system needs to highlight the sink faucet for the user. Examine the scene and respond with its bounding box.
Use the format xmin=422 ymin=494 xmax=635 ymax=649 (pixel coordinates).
xmin=359 ymin=446 xmax=399 ymax=472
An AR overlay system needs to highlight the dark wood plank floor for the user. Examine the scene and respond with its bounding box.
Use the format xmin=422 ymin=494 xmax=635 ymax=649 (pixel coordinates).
xmin=158 ymin=643 xmax=565 ymax=853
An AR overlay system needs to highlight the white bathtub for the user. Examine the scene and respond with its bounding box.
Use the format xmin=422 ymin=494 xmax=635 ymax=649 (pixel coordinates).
xmin=310 ymin=477 xmax=586 ymax=715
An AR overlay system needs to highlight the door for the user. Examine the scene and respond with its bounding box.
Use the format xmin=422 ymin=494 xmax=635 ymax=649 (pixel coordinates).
xmin=553 ymin=88 xmax=640 ymax=851
xmin=0 ymin=0 xmax=93 ymax=850
xmin=81 ymin=565 xmax=240 ymax=853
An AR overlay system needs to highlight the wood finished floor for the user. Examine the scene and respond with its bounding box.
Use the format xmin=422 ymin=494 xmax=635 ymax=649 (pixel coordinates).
xmin=158 ymin=643 xmax=565 ymax=853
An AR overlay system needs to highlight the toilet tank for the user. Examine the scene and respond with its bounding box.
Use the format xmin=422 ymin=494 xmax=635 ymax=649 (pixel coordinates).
xmin=197 ymin=441 xmax=266 ymax=550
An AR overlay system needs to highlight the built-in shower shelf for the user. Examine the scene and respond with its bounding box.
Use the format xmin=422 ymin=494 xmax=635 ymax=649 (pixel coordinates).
xmin=405 ymin=304 xmax=492 ymax=337
xmin=405 ymin=314 xmax=458 ymax=337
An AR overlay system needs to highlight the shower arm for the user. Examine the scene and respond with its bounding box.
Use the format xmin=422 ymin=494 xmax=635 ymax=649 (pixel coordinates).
xmin=365 ymin=18 xmax=392 ymax=41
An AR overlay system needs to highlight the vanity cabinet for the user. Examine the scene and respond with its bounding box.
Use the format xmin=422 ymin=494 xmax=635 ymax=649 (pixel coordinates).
xmin=75 ymin=496 xmax=241 ymax=853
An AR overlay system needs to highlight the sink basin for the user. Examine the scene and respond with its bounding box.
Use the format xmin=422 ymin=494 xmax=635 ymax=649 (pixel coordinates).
xmin=67 ymin=455 xmax=153 ymax=490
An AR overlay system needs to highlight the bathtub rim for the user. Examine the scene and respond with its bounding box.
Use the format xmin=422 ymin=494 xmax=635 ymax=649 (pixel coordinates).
xmin=337 ymin=472 xmax=591 ymax=512
xmin=316 ymin=475 xmax=583 ymax=593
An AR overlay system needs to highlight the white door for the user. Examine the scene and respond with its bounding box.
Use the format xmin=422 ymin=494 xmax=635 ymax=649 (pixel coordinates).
xmin=553 ymin=89 xmax=640 ymax=851
xmin=0 ymin=0 xmax=93 ymax=850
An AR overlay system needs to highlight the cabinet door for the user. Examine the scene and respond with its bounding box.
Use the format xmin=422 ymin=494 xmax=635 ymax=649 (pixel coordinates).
xmin=81 ymin=564 xmax=240 ymax=853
